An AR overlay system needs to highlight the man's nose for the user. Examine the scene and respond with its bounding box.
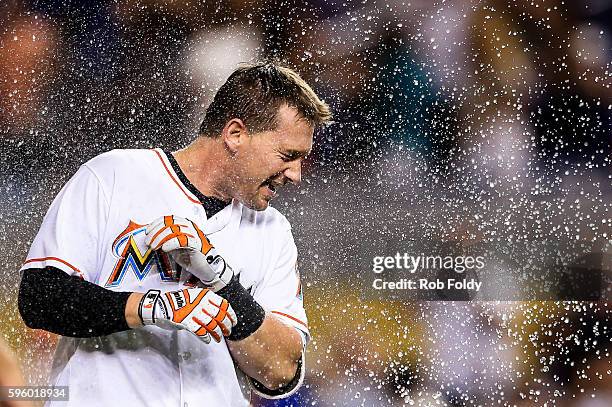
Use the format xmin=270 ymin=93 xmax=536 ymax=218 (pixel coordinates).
xmin=284 ymin=160 xmax=302 ymax=185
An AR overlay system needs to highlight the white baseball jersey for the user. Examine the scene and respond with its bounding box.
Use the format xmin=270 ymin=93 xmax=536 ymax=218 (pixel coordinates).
xmin=21 ymin=148 xmax=309 ymax=407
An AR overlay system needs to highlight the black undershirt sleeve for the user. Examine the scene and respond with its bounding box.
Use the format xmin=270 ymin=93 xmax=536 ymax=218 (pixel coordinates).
xmin=18 ymin=267 xmax=132 ymax=337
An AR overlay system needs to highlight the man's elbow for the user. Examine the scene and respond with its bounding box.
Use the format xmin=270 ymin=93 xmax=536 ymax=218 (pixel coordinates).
xmin=18 ymin=278 xmax=38 ymax=329
xmin=17 ymin=286 xmax=36 ymax=329
xmin=260 ymin=357 xmax=300 ymax=390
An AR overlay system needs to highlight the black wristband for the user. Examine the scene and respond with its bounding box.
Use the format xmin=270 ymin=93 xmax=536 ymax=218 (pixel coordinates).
xmin=217 ymin=276 xmax=266 ymax=341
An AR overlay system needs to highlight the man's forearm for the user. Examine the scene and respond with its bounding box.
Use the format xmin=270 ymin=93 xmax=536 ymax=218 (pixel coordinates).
xmin=227 ymin=313 xmax=303 ymax=390
xmin=18 ymin=267 xmax=132 ymax=337
xmin=213 ymin=275 xmax=304 ymax=389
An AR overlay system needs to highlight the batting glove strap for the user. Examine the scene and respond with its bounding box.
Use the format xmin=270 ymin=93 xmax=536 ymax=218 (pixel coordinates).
xmin=139 ymin=289 xmax=164 ymax=325
xmin=217 ymin=276 xmax=265 ymax=341
xmin=202 ymin=247 xmax=235 ymax=292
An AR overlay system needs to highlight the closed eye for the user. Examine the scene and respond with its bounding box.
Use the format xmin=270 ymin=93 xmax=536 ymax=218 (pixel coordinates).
xmin=280 ymin=153 xmax=298 ymax=162
xmin=280 ymin=149 xmax=308 ymax=162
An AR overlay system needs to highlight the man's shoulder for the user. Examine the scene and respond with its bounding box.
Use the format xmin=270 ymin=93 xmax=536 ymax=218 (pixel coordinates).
xmin=263 ymin=205 xmax=291 ymax=230
xmin=84 ymin=149 xmax=156 ymax=174
xmin=239 ymin=204 xmax=292 ymax=233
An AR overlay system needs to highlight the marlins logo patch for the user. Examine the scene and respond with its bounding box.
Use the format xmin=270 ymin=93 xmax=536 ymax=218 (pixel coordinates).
xmin=106 ymin=221 xmax=178 ymax=287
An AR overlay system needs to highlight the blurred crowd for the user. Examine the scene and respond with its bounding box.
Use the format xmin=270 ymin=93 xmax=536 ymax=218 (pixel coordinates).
xmin=1 ymin=0 xmax=611 ymax=406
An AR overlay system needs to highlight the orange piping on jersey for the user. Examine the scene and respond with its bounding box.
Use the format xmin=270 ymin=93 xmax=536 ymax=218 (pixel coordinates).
xmin=271 ymin=311 xmax=308 ymax=329
xmin=152 ymin=149 xmax=201 ymax=205
xmin=23 ymin=257 xmax=84 ymax=277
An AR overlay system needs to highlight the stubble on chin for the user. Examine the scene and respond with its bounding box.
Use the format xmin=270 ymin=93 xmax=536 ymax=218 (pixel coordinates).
xmin=240 ymin=192 xmax=268 ymax=211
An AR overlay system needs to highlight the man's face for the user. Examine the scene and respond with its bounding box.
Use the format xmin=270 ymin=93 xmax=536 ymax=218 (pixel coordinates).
xmin=232 ymin=105 xmax=314 ymax=211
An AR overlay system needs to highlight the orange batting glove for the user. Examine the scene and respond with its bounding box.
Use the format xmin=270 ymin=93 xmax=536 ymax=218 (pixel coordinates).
xmin=144 ymin=215 xmax=235 ymax=291
xmin=138 ymin=288 xmax=236 ymax=343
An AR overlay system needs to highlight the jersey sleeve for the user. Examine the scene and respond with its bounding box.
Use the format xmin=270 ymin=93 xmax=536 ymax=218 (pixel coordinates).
xmin=252 ymin=225 xmax=309 ymax=341
xmin=20 ymin=164 xmax=109 ymax=282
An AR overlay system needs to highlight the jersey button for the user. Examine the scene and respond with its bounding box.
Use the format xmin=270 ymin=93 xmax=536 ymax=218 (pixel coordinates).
xmin=179 ymin=351 xmax=191 ymax=361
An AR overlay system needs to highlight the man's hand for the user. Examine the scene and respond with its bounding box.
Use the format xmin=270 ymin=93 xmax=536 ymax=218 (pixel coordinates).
xmin=145 ymin=215 xmax=234 ymax=291
xmin=138 ymin=287 xmax=236 ymax=343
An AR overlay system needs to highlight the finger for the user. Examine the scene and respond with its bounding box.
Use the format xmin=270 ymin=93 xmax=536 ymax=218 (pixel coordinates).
xmin=145 ymin=216 xmax=166 ymax=235
xmin=210 ymin=298 xmax=237 ymax=328
xmin=163 ymin=215 xmax=191 ymax=232
xmin=146 ymin=223 xmax=183 ymax=248
xmin=184 ymin=316 xmax=212 ymax=344
xmin=147 ymin=216 xmax=190 ymax=243
xmin=157 ymin=231 xmax=195 ymax=252
xmin=187 ymin=233 xmax=205 ymax=252
xmin=194 ymin=328 xmax=212 ymax=344
xmin=227 ymin=305 xmax=237 ymax=327
xmin=193 ymin=322 xmax=213 ymax=343
xmin=149 ymin=225 xmax=193 ymax=251
xmin=144 ymin=221 xmax=168 ymax=247
xmin=147 ymin=225 xmax=174 ymax=249
xmin=195 ymin=312 xmax=223 ymax=343
xmin=207 ymin=299 xmax=233 ymax=336
xmin=189 ymin=220 xmax=214 ymax=255
xmin=170 ymin=215 xmax=190 ymax=225
xmin=217 ymin=313 xmax=233 ymax=337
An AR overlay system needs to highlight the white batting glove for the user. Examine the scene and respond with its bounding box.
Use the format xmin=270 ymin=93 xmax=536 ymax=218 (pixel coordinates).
xmin=145 ymin=215 xmax=234 ymax=291
xmin=139 ymin=288 xmax=236 ymax=343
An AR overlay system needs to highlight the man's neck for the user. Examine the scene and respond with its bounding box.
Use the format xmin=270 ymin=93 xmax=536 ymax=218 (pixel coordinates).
xmin=172 ymin=139 xmax=232 ymax=203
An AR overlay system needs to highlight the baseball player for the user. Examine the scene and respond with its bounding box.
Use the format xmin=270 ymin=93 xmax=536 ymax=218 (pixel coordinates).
xmin=18 ymin=63 xmax=332 ymax=406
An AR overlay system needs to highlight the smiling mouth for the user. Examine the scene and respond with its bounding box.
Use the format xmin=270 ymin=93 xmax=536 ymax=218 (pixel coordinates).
xmin=262 ymin=179 xmax=280 ymax=196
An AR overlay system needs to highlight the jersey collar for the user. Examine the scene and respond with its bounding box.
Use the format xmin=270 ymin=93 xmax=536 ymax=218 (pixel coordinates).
xmin=156 ymin=149 xmax=231 ymax=219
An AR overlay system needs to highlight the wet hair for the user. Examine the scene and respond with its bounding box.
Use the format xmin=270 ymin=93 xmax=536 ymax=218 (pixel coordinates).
xmin=199 ymin=62 xmax=332 ymax=136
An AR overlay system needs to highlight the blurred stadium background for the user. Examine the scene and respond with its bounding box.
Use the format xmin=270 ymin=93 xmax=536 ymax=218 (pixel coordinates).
xmin=1 ymin=0 xmax=611 ymax=406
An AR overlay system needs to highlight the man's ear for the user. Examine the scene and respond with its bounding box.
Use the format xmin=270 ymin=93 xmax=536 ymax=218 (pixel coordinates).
xmin=222 ymin=118 xmax=247 ymax=154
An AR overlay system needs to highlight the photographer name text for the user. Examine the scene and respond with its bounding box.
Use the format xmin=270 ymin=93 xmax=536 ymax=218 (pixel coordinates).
xmin=372 ymin=277 xmax=482 ymax=291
